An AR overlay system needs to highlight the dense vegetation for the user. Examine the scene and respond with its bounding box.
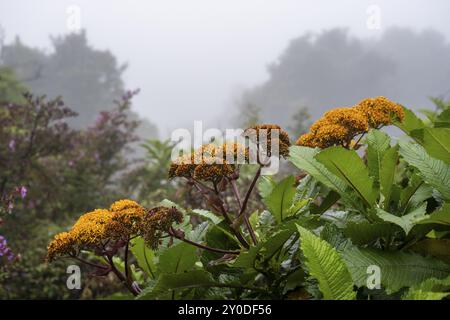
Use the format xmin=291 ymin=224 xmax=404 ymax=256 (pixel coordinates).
xmin=12 ymin=93 xmax=447 ymax=300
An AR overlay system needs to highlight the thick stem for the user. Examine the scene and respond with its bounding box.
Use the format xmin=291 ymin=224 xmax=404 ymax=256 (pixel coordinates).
xmin=229 ymin=179 xmax=258 ymax=245
xmin=124 ymin=237 xmax=131 ymax=282
xmin=237 ymin=166 xmax=261 ymax=221
xmin=107 ymin=255 xmax=139 ymax=296
xmin=168 ymin=227 xmax=240 ymax=255
xmin=353 ymin=132 xmax=366 ymax=149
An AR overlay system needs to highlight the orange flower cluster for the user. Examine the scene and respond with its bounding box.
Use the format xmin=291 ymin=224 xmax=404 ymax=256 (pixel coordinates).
xmin=296 ymin=96 xmax=404 ymax=148
xmin=47 ymin=200 xmax=183 ymax=261
xmin=356 ymin=96 xmax=405 ymax=128
xmin=244 ymin=124 xmax=291 ymax=158
xmin=169 ymin=142 xmax=249 ymax=181
xmin=141 ymin=206 xmax=184 ymax=249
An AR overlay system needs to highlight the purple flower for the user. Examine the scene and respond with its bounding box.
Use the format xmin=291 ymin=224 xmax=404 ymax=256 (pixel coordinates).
xmin=19 ymin=186 xmax=27 ymax=199
xmin=0 ymin=234 xmax=15 ymax=262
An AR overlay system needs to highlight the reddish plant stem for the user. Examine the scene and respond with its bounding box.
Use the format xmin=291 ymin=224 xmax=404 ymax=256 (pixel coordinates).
xmin=237 ymin=166 xmax=261 ymax=221
xmin=190 ymin=178 xmax=249 ymax=249
xmin=124 ymin=237 xmax=131 ymax=282
xmin=229 ymin=178 xmax=258 ymax=245
xmin=69 ymin=255 xmax=108 ymax=270
xmin=168 ymin=227 xmax=240 ymax=255
xmin=107 ymin=255 xmax=139 ymax=296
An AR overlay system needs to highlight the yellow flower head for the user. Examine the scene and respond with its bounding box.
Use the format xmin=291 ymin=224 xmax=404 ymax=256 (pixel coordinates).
xmin=318 ymin=107 xmax=368 ymax=133
xmin=295 ymin=133 xmax=316 ymax=148
xmin=296 ymin=97 xmax=404 ymax=149
xmin=244 ymin=124 xmax=291 ymax=158
xmin=355 ymin=96 xmax=404 ymax=127
xmin=107 ymin=199 xmax=146 ymax=238
xmin=314 ymin=123 xmax=352 ymax=148
xmin=169 ymin=144 xmax=241 ymax=180
xmin=193 ymin=158 xmax=235 ymax=181
xmin=47 ymin=199 xmax=148 ymax=261
xmin=47 ymin=232 xmax=76 ymax=262
xmin=169 ymin=153 xmax=196 ymax=179
xmin=142 ymin=206 xmax=184 ymax=249
xmin=70 ymin=209 xmax=114 ymax=246
xmin=216 ymin=142 xmax=249 ymax=164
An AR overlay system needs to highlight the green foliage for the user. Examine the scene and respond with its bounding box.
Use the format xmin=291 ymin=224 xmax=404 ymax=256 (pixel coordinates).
xmin=410 ymin=128 xmax=450 ymax=163
xmin=343 ymin=248 xmax=450 ymax=293
xmin=398 ymin=140 xmax=450 ymax=200
xmin=0 ymin=67 xmax=27 ymax=104
xmin=130 ymin=237 xmax=156 ymax=279
xmin=122 ymin=139 xmax=178 ymax=205
xmin=403 ymin=275 xmax=450 ymax=300
xmin=376 ymin=203 xmax=428 ymax=235
xmin=315 ymin=147 xmax=377 ymax=206
xmin=366 ymin=129 xmax=391 ymax=185
xmin=297 ymin=226 xmax=355 ymax=300
xmin=158 ymin=242 xmax=198 ymax=275
xmin=394 ymin=107 xmax=425 ymax=134
xmin=289 ymin=146 xmax=362 ymax=210
xmin=139 ymin=270 xmax=216 ymax=300
xmin=343 ymin=221 xmax=398 ymax=246
xmin=263 ymin=176 xmax=296 ymax=223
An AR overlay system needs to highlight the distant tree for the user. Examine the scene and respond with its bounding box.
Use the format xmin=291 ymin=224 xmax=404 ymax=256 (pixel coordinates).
xmin=0 ymin=67 xmax=27 ymax=104
xmin=235 ymin=102 xmax=262 ymax=128
xmin=1 ymin=31 xmax=157 ymax=138
xmin=287 ymin=106 xmax=311 ymax=139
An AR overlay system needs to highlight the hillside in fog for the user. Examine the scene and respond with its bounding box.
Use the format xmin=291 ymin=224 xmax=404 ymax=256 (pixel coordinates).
xmin=238 ymin=28 xmax=450 ymax=127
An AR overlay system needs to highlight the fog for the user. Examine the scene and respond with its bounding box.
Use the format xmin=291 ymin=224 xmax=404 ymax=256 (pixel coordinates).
xmin=1 ymin=0 xmax=450 ymax=136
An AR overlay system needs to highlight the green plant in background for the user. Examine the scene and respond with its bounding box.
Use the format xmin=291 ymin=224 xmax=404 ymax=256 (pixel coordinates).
xmin=122 ymin=139 xmax=178 ymax=206
xmin=0 ymin=77 xmax=143 ymax=298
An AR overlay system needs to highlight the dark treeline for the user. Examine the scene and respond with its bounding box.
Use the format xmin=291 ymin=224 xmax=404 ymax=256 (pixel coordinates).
xmin=0 ymin=30 xmax=157 ymax=139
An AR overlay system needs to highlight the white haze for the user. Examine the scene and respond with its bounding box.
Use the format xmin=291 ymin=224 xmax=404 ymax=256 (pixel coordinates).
xmin=1 ymin=0 xmax=450 ymax=136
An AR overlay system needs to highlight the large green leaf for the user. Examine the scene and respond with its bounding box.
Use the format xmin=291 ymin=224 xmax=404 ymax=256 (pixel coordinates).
xmin=233 ymin=225 xmax=296 ymax=268
xmin=157 ymin=242 xmax=198 ymax=274
xmin=435 ymin=109 xmax=450 ymax=128
xmin=379 ymin=147 xmax=398 ymax=208
xmin=399 ymin=140 xmax=450 ymax=200
xmin=138 ymin=270 xmax=215 ymax=300
xmin=289 ymin=146 xmax=362 ymax=210
xmin=399 ymin=173 xmax=424 ymax=211
xmin=376 ymin=203 xmax=428 ymax=235
xmin=297 ymin=225 xmax=355 ymax=300
xmin=130 ymin=237 xmax=156 ymax=278
xmin=258 ymin=175 xmax=276 ymax=198
xmin=418 ymin=203 xmax=450 ymax=226
xmin=411 ymin=239 xmax=450 ymax=264
xmin=315 ymin=147 xmax=377 ymax=206
xmin=190 ymin=209 xmax=222 ymax=225
xmin=411 ymin=127 xmax=450 ymax=163
xmin=343 ymin=248 xmax=450 ymax=293
xmin=394 ymin=107 xmax=425 ymax=134
xmin=403 ymin=275 xmax=450 ymax=300
xmin=264 ymin=176 xmax=296 ymax=224
xmin=366 ymin=129 xmax=391 ymax=184
xmin=343 ymin=221 xmax=398 ymax=246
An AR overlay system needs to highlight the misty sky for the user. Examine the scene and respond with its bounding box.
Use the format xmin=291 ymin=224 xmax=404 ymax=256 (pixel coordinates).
xmin=1 ymin=0 xmax=450 ymax=135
